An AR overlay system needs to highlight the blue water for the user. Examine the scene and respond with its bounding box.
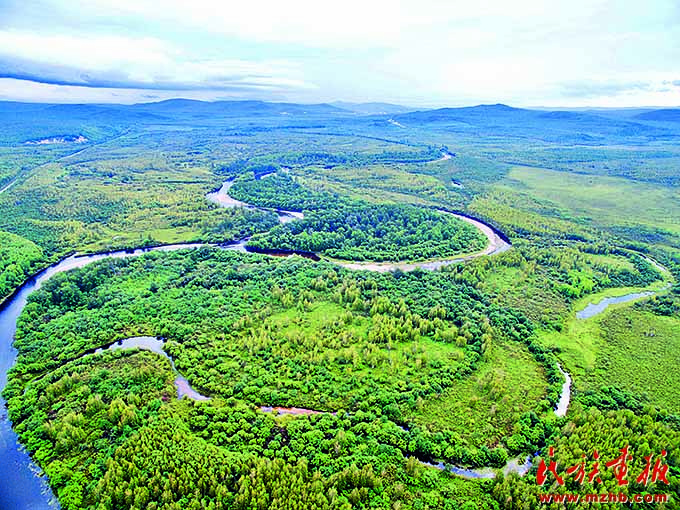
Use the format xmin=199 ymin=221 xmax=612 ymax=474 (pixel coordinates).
xmin=554 ymin=363 xmax=571 ymax=417
xmin=420 ymin=455 xmax=532 ymax=479
xmin=0 ymin=243 xmax=233 ymax=509
xmin=0 ymin=272 xmax=60 ymax=509
xmin=97 ymin=337 xmax=209 ymax=401
xmin=576 ymin=291 xmax=655 ymax=319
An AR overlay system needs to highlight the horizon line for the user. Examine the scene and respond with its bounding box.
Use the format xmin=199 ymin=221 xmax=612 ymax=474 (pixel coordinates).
xmin=0 ymin=97 xmax=678 ymax=111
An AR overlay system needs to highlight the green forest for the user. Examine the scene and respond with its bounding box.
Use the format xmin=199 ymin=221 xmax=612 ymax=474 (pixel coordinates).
xmin=248 ymin=204 xmax=487 ymax=262
xmin=0 ymin=100 xmax=679 ymax=509
xmin=0 ymin=230 xmax=44 ymax=302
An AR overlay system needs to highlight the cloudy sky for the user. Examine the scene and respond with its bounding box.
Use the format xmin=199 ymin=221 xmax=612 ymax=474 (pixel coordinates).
xmin=0 ymin=0 xmax=679 ymax=107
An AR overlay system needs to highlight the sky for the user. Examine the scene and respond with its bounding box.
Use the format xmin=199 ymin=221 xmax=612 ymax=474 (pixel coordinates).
xmin=0 ymin=0 xmax=679 ymax=107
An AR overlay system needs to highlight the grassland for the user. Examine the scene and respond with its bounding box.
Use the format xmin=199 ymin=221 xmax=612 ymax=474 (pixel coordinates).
xmin=477 ymin=263 xmax=570 ymax=330
xmin=295 ymin=163 xmax=466 ymax=208
xmin=407 ymin=339 xmax=546 ymax=448
xmin=537 ymin=284 xmax=680 ymax=414
xmin=504 ymin=165 xmax=680 ymax=240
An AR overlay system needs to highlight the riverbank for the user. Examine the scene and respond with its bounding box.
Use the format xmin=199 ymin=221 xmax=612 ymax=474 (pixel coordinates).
xmin=209 ymin=179 xmax=513 ymax=272
xmin=332 ymin=211 xmax=511 ymax=272
xmin=0 ymin=241 xmax=250 ymax=509
xmin=95 ymin=336 xmax=209 ymax=401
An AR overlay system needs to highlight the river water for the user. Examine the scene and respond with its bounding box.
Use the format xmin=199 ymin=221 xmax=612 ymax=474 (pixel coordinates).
xmin=575 ymin=256 xmax=671 ymax=320
xmin=207 ymin=180 xmax=304 ymax=224
xmin=95 ymin=336 xmax=209 ymax=401
xmin=0 ymin=180 xmax=516 ymax=508
xmin=554 ymin=363 xmax=572 ymax=417
xmin=576 ymin=291 xmax=657 ymax=320
xmin=0 ymin=243 xmax=240 ymax=509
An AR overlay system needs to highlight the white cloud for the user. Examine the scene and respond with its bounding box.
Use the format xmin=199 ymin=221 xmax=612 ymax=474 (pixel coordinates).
xmin=31 ymin=0 xmax=623 ymax=48
xmin=0 ymin=78 xmax=281 ymax=103
xmin=0 ymin=30 xmax=312 ymax=91
xmin=0 ymin=31 xmax=173 ymax=71
xmin=0 ymin=0 xmax=679 ymax=105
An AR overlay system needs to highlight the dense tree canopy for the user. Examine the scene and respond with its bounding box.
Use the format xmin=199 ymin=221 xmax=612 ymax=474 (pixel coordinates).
xmin=0 ymin=230 xmax=43 ymax=302
xmin=248 ymin=205 xmax=487 ymax=262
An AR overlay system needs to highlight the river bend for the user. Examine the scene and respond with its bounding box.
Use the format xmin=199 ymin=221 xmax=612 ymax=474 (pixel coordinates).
xmin=1 ymin=176 xmax=515 ymax=508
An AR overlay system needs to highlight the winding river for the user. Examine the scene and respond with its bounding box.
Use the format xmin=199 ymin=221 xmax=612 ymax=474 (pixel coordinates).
xmin=0 ymin=242 xmax=245 ymax=509
xmin=421 ymin=455 xmax=533 ymax=479
xmin=207 ymin=181 xmax=536 ymax=479
xmin=95 ymin=336 xmax=209 ymax=401
xmin=0 ymin=177 xmax=517 ymax=507
xmin=207 ymin=178 xmax=511 ymax=272
xmin=5 ymin=148 xmax=675 ymax=505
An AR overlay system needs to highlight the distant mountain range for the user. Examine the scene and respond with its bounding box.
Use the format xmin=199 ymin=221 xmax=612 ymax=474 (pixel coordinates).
xmin=634 ymin=109 xmax=680 ymax=122
xmin=330 ymin=101 xmax=417 ymax=115
xmin=133 ymin=99 xmax=347 ymax=117
xmin=0 ymin=99 xmax=349 ymax=121
xmin=2 ymin=98 xmax=678 ymax=123
xmin=387 ymin=103 xmax=680 ymax=142
xmin=0 ymin=99 xmax=678 ymax=145
xmin=392 ymin=103 xmax=639 ymax=125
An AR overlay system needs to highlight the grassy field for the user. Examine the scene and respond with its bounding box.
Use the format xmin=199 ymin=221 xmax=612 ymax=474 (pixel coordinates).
xmin=479 ymin=264 xmax=569 ymax=329
xmin=504 ymin=166 xmax=680 ymax=238
xmin=406 ymin=339 xmax=546 ymax=448
xmin=580 ymin=252 xmax=636 ymax=271
xmin=295 ymin=164 xmax=465 ymax=209
xmin=538 ymin=295 xmax=680 ymax=413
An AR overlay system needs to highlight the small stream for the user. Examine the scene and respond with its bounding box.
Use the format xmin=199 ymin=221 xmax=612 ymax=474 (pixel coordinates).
xmin=421 ymin=455 xmax=533 ymax=479
xmin=576 ymin=290 xmax=657 ymax=319
xmin=260 ymin=406 xmax=335 ymax=416
xmin=554 ymin=363 xmax=572 ymax=417
xmin=95 ymin=337 xmax=209 ymax=401
xmin=575 ymin=256 xmax=671 ymax=320
xmin=99 ymin=335 xmax=541 ymax=481
xmin=0 ymin=179 xmax=17 ymax=194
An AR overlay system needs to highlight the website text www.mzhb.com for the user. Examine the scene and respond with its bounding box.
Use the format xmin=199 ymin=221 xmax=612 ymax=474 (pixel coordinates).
xmin=538 ymin=492 xmax=670 ymax=504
